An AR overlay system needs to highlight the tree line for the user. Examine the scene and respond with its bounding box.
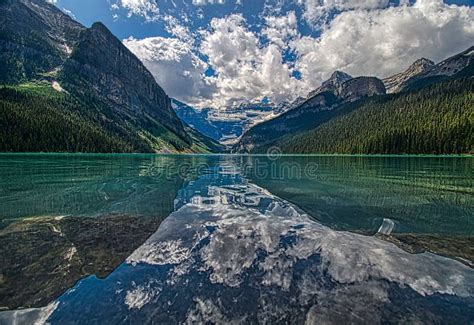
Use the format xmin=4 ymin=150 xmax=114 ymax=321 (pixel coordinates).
xmin=280 ymin=77 xmax=473 ymax=155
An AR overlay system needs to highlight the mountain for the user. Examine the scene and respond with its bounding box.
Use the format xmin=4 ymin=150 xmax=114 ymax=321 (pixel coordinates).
xmin=0 ymin=0 xmax=83 ymax=83
xmin=235 ymin=75 xmax=386 ymax=153
xmin=0 ymin=0 xmax=219 ymax=153
xmin=172 ymin=100 xmax=222 ymax=142
xmin=383 ymin=46 xmax=474 ymax=93
xmin=173 ymin=99 xmax=296 ymax=146
xmin=383 ymin=58 xmax=435 ymax=93
xmin=308 ymin=71 xmax=353 ymax=97
xmin=425 ymin=46 xmax=474 ymax=77
xmin=237 ymin=47 xmax=473 ymax=155
xmin=279 ymin=76 xmax=473 ymax=155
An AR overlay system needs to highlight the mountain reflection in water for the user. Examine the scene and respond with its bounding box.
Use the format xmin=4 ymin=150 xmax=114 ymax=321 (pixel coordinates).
xmin=2 ymin=159 xmax=472 ymax=324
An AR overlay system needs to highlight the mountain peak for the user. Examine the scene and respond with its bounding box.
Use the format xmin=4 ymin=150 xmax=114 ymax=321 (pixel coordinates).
xmin=329 ymin=70 xmax=353 ymax=82
xmin=410 ymin=58 xmax=435 ymax=71
xmin=90 ymin=22 xmax=109 ymax=33
xmin=383 ymin=58 xmax=435 ymax=93
xmin=322 ymin=70 xmax=353 ymax=90
xmin=308 ymin=70 xmax=353 ymax=98
xmin=59 ymin=17 xmax=191 ymax=143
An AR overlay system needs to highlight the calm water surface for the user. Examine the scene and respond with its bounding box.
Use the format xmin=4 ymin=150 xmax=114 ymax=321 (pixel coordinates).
xmin=0 ymin=154 xmax=472 ymax=324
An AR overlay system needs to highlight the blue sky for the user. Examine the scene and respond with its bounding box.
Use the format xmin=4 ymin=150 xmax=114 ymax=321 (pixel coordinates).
xmin=54 ymin=0 xmax=472 ymax=39
xmin=51 ymin=0 xmax=474 ymax=108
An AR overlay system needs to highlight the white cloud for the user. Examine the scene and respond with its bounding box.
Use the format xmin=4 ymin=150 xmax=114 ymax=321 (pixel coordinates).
xmin=162 ymin=15 xmax=195 ymax=45
xmin=128 ymin=13 xmax=307 ymax=109
xmin=199 ymin=14 xmax=303 ymax=107
xmin=193 ymin=0 xmax=226 ymax=5
xmin=116 ymin=0 xmax=160 ymax=20
xmin=296 ymin=0 xmax=391 ymax=25
xmin=262 ymin=11 xmax=299 ymax=48
xmin=123 ymin=0 xmax=473 ymax=109
xmin=291 ymin=0 xmax=474 ymax=90
xmin=124 ymin=36 xmax=217 ymax=107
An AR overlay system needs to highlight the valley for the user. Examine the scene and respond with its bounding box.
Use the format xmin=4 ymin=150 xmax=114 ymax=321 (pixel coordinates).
xmin=1 ymin=0 xmax=472 ymax=155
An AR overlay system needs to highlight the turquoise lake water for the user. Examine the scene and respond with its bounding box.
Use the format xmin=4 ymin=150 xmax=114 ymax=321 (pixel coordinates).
xmin=0 ymin=154 xmax=472 ymax=323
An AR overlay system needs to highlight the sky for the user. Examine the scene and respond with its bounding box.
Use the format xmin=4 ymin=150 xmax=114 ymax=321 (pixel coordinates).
xmin=50 ymin=0 xmax=474 ymax=109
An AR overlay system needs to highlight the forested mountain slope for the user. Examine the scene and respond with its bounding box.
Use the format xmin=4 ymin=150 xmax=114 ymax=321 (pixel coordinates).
xmin=236 ymin=47 xmax=473 ymax=155
xmin=0 ymin=0 xmax=219 ymax=153
xmin=235 ymin=77 xmax=386 ymax=153
xmin=279 ymin=77 xmax=473 ymax=155
xmin=0 ymin=83 xmax=136 ymax=153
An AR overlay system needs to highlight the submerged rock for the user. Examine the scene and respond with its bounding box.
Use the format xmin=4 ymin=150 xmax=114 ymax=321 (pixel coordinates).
xmin=0 ymin=214 xmax=166 ymax=310
xmin=378 ymin=233 xmax=474 ymax=268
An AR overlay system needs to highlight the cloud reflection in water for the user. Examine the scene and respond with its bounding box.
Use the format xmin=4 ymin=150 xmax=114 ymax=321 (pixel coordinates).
xmin=4 ymin=167 xmax=473 ymax=324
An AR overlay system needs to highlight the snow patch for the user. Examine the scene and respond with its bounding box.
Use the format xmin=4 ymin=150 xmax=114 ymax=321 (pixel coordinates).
xmin=64 ymin=246 xmax=77 ymax=262
xmin=52 ymin=81 xmax=64 ymax=92
xmin=0 ymin=302 xmax=59 ymax=325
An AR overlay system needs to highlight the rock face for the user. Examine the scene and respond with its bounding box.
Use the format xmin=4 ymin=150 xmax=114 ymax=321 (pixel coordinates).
xmin=0 ymin=0 xmax=221 ymax=152
xmin=427 ymin=46 xmax=474 ymax=77
xmin=383 ymin=58 xmax=435 ymax=93
xmin=0 ymin=0 xmax=84 ymax=83
xmin=383 ymin=46 xmax=473 ymax=93
xmin=60 ymin=22 xmax=189 ymax=142
xmin=236 ymin=75 xmax=386 ymax=153
xmin=309 ymin=71 xmax=353 ymax=97
xmin=337 ymin=77 xmax=386 ymax=102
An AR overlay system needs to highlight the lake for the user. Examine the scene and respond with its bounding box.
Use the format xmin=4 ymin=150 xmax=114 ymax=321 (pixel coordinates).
xmin=0 ymin=154 xmax=473 ymax=324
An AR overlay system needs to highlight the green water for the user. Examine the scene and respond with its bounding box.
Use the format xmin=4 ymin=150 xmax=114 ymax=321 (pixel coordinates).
xmin=0 ymin=154 xmax=473 ymax=323
xmin=0 ymin=154 xmax=472 ymax=235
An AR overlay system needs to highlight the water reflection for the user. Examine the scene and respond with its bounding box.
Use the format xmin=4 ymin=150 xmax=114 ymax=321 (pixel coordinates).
xmin=244 ymin=156 xmax=473 ymax=235
xmin=2 ymin=158 xmax=472 ymax=324
xmin=0 ymin=154 xmax=193 ymax=310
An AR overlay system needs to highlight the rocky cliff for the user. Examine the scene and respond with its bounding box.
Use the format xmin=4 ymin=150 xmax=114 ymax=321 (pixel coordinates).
xmin=60 ymin=22 xmax=189 ymax=143
xmin=0 ymin=0 xmax=219 ymax=153
xmin=309 ymin=71 xmax=353 ymax=97
xmin=383 ymin=58 xmax=434 ymax=93
xmin=0 ymin=0 xmax=83 ymax=83
xmin=337 ymin=77 xmax=386 ymax=102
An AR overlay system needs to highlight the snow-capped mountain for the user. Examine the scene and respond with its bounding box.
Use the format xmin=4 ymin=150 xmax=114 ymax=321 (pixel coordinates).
xmin=172 ymin=99 xmax=296 ymax=146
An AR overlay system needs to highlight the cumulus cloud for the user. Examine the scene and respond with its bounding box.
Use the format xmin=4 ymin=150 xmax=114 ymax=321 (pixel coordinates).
xmin=123 ymin=0 xmax=473 ymax=109
xmin=292 ymin=0 xmax=474 ymax=90
xmin=124 ymin=36 xmax=217 ymax=107
xmin=199 ymin=14 xmax=303 ymax=107
xmin=262 ymin=11 xmax=299 ymax=48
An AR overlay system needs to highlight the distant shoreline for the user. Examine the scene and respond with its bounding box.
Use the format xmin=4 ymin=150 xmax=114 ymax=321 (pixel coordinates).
xmin=0 ymin=152 xmax=472 ymax=158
